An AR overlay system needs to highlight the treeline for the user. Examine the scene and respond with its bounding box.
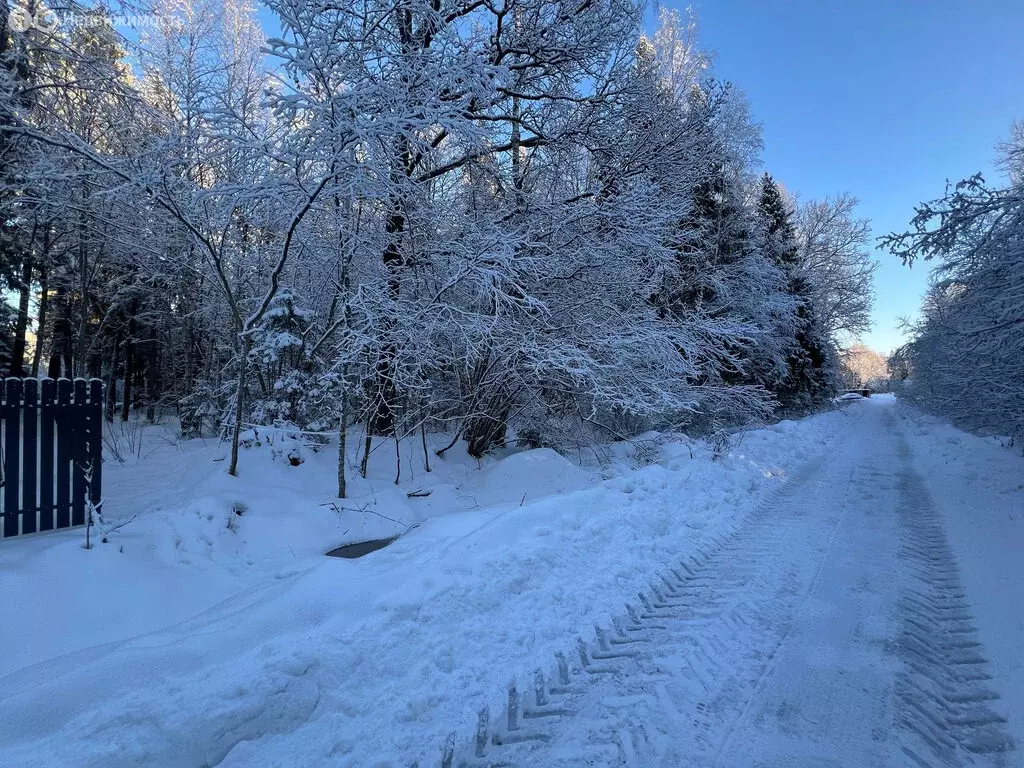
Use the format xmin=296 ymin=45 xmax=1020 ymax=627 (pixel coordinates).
xmin=0 ymin=0 xmax=875 ymax=488
xmin=885 ymin=122 xmax=1024 ymax=440
xmin=840 ymin=343 xmax=889 ymax=390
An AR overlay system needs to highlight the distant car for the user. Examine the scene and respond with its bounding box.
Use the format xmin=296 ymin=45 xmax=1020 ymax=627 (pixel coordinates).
xmin=836 ymin=390 xmax=868 ymax=402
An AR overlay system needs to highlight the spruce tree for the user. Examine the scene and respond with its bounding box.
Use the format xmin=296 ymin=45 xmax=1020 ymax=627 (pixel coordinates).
xmin=758 ymin=173 xmax=800 ymax=267
xmin=758 ymin=173 xmax=834 ymax=412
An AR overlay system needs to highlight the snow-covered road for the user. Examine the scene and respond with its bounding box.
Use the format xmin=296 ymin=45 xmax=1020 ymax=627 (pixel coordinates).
xmin=0 ymin=396 xmax=1020 ymax=767
xmin=467 ymin=399 xmax=1020 ymax=767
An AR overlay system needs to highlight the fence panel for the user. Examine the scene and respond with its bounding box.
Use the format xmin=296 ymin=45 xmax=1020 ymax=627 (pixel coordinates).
xmin=2 ymin=379 xmax=20 ymax=538
xmin=0 ymin=378 xmax=103 ymax=540
xmin=55 ymin=379 xmax=72 ymax=531
xmin=38 ymin=379 xmax=55 ymax=533
xmin=21 ymin=379 xmax=38 ymax=535
xmin=71 ymin=379 xmax=87 ymax=527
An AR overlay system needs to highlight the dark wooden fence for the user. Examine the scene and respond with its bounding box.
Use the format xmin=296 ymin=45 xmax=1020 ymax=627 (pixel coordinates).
xmin=0 ymin=378 xmax=103 ymax=540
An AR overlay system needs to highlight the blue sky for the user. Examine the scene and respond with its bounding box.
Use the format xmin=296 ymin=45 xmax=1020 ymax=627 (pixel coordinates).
xmin=671 ymin=0 xmax=1024 ymax=353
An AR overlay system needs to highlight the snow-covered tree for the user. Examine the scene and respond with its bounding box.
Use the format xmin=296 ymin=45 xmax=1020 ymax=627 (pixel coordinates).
xmin=0 ymin=0 xmax=876 ymax=484
xmin=757 ymin=173 xmax=835 ymax=412
xmin=840 ymin=343 xmax=888 ymax=388
xmin=795 ymin=193 xmax=876 ymax=342
xmin=884 ymin=125 xmax=1024 ymax=437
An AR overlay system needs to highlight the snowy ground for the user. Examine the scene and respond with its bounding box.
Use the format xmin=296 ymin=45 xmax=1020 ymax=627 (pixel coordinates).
xmin=484 ymin=396 xmax=1022 ymax=768
xmin=0 ymin=396 xmax=1020 ymax=767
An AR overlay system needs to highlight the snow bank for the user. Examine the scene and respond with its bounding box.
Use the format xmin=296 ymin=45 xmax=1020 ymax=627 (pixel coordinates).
xmin=456 ymin=447 xmax=594 ymax=506
xmin=0 ymin=410 xmax=851 ymax=767
xmin=893 ymin=399 xmax=1024 ymax=745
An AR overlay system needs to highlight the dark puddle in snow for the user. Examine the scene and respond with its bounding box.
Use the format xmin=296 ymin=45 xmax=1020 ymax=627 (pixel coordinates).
xmin=326 ymin=537 xmax=399 ymax=559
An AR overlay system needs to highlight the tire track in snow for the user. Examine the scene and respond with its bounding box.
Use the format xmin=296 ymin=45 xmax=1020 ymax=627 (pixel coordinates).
xmin=893 ymin=430 xmax=1014 ymax=768
xmin=432 ymin=404 xmax=1016 ymax=768
xmin=433 ymin=447 xmax=847 ymax=767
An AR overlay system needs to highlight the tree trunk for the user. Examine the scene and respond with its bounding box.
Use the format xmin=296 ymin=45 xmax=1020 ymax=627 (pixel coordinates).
xmin=464 ymin=400 xmax=511 ymax=458
xmin=145 ymin=329 xmax=159 ymax=423
xmin=369 ymin=203 xmax=405 ymax=435
xmin=120 ymin=311 xmax=135 ymax=422
xmin=8 ymin=252 xmax=33 ymax=377
xmin=30 ymin=263 xmax=47 ymax=377
xmin=48 ymin=288 xmax=72 ymax=379
xmin=421 ymin=422 xmax=431 ymax=473
xmin=74 ymin=205 xmax=89 ymax=379
xmin=393 ymin=428 xmax=401 ymax=485
xmin=360 ymin=413 xmax=372 ymax=478
xmin=337 ymin=365 xmax=349 ymax=498
xmin=120 ymin=338 xmax=133 ymax=421
xmin=369 ymin=126 xmax=412 ymax=435
xmin=370 ymin=352 xmax=399 ymax=434
xmin=337 ymin=410 xmax=347 ymax=498
xmin=105 ymin=327 xmax=119 ymax=423
xmin=228 ymin=337 xmax=250 ymax=477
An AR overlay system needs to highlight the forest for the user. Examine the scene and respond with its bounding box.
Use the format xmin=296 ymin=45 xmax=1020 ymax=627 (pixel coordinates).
xmin=1 ymin=0 xmax=880 ymax=490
